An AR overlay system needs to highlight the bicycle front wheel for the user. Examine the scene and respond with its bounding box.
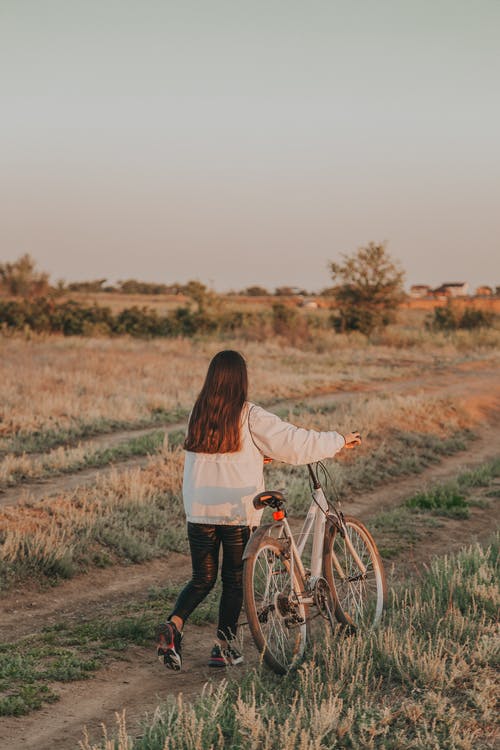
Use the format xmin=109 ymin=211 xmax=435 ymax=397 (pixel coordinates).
xmin=244 ymin=538 xmax=307 ymax=674
xmin=324 ymin=516 xmax=386 ymax=629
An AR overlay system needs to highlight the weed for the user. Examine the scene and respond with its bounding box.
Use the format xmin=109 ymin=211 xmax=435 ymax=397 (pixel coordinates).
xmin=0 ymin=684 xmax=59 ymax=717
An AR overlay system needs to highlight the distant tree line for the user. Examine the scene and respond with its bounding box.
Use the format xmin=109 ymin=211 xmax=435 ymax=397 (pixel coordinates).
xmin=0 ymin=255 xmax=318 ymax=299
xmin=1 ymin=248 xmax=495 ymax=339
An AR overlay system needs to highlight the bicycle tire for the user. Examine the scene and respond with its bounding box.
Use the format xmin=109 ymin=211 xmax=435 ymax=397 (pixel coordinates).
xmin=324 ymin=515 xmax=386 ymax=629
xmin=243 ymin=537 xmax=307 ymax=674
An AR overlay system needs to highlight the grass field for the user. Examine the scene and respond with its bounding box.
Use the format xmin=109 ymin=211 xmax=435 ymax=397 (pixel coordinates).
xmin=1 ymin=323 xmax=498 ymax=448
xmin=0 ymin=390 xmax=484 ymax=590
xmin=0 ymin=324 xmax=499 ymax=749
xmin=2 ymin=461 xmax=498 ymax=728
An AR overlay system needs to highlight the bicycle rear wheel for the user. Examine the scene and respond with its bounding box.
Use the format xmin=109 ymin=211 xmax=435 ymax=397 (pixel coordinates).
xmin=324 ymin=516 xmax=386 ymax=629
xmin=244 ymin=538 xmax=307 ymax=674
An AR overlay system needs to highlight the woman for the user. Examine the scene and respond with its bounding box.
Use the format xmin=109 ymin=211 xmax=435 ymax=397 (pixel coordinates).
xmin=156 ymin=350 xmax=360 ymax=670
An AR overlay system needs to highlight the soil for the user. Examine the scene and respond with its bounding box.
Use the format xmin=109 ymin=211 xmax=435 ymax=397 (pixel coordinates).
xmin=0 ymin=364 xmax=499 ymax=750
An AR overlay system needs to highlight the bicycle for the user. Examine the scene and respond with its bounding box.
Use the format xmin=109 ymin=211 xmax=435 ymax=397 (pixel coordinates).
xmin=242 ymin=462 xmax=387 ymax=674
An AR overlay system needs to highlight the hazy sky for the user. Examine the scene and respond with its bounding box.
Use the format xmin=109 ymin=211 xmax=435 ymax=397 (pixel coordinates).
xmin=1 ymin=0 xmax=499 ymax=291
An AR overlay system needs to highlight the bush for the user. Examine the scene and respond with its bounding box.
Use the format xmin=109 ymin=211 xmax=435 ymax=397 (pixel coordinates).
xmin=272 ymin=303 xmax=298 ymax=336
xmin=459 ymin=307 xmax=494 ymax=329
xmin=427 ymin=302 xmax=494 ymax=332
xmin=114 ymin=306 xmax=173 ymax=337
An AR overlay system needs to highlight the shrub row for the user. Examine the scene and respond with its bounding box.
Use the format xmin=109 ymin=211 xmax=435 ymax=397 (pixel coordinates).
xmin=0 ymin=298 xmax=325 ymax=339
xmin=426 ymin=303 xmax=494 ymax=331
xmin=3 ymin=298 xmax=495 ymax=339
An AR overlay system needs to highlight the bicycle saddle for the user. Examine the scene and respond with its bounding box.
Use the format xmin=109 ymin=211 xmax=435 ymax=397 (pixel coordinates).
xmin=253 ymin=490 xmax=286 ymax=509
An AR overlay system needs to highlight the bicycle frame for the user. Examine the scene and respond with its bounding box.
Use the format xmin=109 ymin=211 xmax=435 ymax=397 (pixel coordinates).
xmin=269 ymin=466 xmax=368 ymax=606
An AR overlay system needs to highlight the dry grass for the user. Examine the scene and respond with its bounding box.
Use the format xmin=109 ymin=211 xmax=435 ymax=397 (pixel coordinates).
xmin=0 ymin=449 xmax=185 ymax=586
xmin=0 ymin=430 xmax=169 ymax=488
xmin=0 ymin=337 xmax=419 ymax=436
xmin=1 ymin=332 xmax=498 ymax=444
xmin=283 ymin=391 xmax=478 ymax=439
xmin=263 ymin=391 xmax=483 ymax=512
xmin=0 ymin=443 xmax=95 ymax=487
xmin=0 ymin=390 xmax=486 ymax=587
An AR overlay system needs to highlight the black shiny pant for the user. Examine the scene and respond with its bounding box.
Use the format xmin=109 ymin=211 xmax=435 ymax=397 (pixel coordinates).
xmin=170 ymin=522 xmax=251 ymax=641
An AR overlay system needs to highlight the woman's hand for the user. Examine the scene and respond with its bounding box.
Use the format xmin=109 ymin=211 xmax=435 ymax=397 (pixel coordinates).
xmin=343 ymin=432 xmax=361 ymax=449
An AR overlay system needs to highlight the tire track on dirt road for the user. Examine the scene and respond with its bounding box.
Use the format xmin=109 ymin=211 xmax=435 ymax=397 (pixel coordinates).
xmin=1 ymin=364 xmax=499 ymax=509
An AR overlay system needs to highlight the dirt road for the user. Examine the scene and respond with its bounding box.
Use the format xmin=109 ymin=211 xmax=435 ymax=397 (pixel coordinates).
xmin=0 ymin=362 xmax=499 ymax=749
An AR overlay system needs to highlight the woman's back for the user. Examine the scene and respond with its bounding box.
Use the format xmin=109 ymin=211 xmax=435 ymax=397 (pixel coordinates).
xmin=183 ymin=401 xmax=345 ymax=526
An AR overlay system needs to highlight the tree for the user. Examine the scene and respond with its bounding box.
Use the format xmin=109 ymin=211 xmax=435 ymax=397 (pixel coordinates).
xmin=66 ymin=279 xmax=108 ymax=293
xmin=243 ymin=285 xmax=269 ymax=296
xmin=329 ymin=242 xmax=405 ymax=335
xmin=181 ymin=280 xmax=222 ymax=313
xmin=0 ymin=254 xmax=50 ymax=298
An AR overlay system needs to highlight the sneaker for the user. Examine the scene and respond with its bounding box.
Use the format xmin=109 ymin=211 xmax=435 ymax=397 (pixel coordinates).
xmin=156 ymin=621 xmax=182 ymax=671
xmin=225 ymin=642 xmax=243 ymax=665
xmin=208 ymin=642 xmax=243 ymax=668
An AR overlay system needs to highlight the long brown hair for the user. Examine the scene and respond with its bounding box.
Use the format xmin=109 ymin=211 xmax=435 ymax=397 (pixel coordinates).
xmin=184 ymin=350 xmax=248 ymax=453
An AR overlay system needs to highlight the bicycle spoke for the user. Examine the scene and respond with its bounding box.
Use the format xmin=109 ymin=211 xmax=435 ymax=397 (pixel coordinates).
xmin=326 ymin=517 xmax=386 ymax=629
xmin=245 ymin=540 xmax=306 ymax=672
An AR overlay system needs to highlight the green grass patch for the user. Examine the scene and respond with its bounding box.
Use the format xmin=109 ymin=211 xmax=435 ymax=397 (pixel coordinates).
xmin=458 ymin=456 xmax=500 ymax=487
xmin=371 ymin=459 xmax=499 ymax=560
xmin=371 ymin=506 xmax=442 ymax=558
xmin=0 ymin=580 xmax=219 ymax=717
xmin=405 ymin=483 xmax=469 ymax=518
xmin=404 ymin=458 xmax=500 ymax=520
xmin=88 ymin=431 xmax=165 ymax=465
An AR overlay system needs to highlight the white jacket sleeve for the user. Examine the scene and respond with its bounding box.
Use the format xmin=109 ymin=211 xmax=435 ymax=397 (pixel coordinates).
xmin=248 ymin=404 xmax=345 ymax=465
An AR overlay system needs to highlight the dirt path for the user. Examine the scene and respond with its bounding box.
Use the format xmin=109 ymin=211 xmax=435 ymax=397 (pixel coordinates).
xmin=1 ymin=362 xmax=499 ymax=510
xmin=1 ymin=417 xmax=499 ymax=750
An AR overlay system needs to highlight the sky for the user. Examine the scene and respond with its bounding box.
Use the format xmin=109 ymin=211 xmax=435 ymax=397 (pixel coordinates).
xmin=0 ymin=0 xmax=499 ymax=292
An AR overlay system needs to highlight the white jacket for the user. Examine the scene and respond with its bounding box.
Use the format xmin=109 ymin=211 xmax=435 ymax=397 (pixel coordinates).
xmin=182 ymin=402 xmax=345 ymax=526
